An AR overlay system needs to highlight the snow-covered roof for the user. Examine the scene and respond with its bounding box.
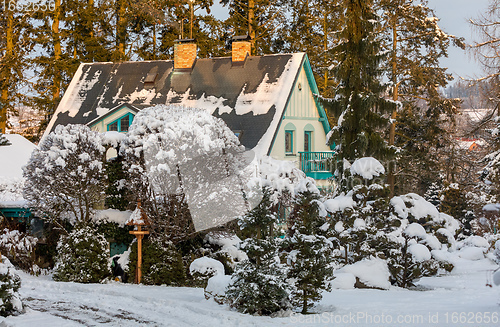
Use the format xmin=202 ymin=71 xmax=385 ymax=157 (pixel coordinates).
xmin=43 ymin=53 xmax=307 ymax=156
xmin=0 ymin=134 xmax=36 ymax=179
xmin=0 ymin=134 xmax=36 ymax=208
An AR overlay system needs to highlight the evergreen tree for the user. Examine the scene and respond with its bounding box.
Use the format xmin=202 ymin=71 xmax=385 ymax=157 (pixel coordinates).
xmin=439 ymin=183 xmax=470 ymax=236
xmin=0 ymin=4 xmax=33 ymax=133
xmin=378 ymin=0 xmax=465 ymax=195
xmin=322 ymin=0 xmax=397 ymax=191
xmin=283 ymin=0 xmax=342 ymax=96
xmin=105 ymin=155 xmax=131 ymax=211
xmin=0 ymin=258 xmax=22 ymax=317
xmin=424 ymin=181 xmax=443 ymax=208
xmin=226 ymin=188 xmax=291 ymax=316
xmin=128 ymin=238 xmax=186 ymax=286
xmin=53 ymin=225 xmax=111 ymax=283
xmin=286 ymin=180 xmax=333 ymax=314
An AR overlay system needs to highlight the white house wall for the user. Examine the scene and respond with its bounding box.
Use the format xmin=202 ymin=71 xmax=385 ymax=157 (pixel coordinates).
xmin=270 ymin=66 xmax=331 ymax=162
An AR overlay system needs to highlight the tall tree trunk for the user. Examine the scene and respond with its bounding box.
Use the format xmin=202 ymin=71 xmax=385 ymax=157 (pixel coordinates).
xmin=248 ymin=0 xmax=255 ymax=53
xmin=388 ymin=15 xmax=398 ymax=196
xmin=116 ymin=0 xmax=127 ymax=60
xmin=52 ymin=0 xmax=62 ymax=117
xmin=0 ymin=7 xmax=14 ymax=133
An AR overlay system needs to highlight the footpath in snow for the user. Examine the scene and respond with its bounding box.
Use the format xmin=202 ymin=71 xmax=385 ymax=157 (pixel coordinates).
xmin=1 ymin=255 xmax=499 ymax=327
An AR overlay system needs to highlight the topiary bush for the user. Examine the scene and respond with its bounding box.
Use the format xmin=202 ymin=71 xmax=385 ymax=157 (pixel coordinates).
xmin=128 ymin=239 xmax=186 ymax=286
xmin=53 ymin=225 xmax=111 ymax=283
xmin=0 ymin=257 xmax=23 ymax=317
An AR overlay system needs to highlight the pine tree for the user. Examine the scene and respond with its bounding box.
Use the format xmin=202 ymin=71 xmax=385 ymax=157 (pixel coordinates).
xmin=439 ymin=183 xmax=470 ymax=236
xmin=286 ymin=180 xmax=333 ymax=314
xmin=322 ymin=0 xmax=397 ymax=191
xmin=0 ymin=259 xmax=22 ymax=317
xmin=283 ymin=0 xmax=342 ymax=96
xmin=226 ymin=188 xmax=291 ymax=316
xmin=0 ymin=3 xmax=33 ymax=133
xmin=378 ymin=0 xmax=465 ymax=195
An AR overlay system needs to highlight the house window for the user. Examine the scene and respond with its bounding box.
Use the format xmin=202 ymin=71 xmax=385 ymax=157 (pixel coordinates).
xmin=107 ymin=113 xmax=134 ymax=132
xmin=304 ymin=131 xmax=312 ymax=152
xmin=285 ymin=130 xmax=294 ymax=153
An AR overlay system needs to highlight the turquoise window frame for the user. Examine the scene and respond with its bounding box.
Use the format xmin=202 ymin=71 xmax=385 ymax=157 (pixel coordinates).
xmin=107 ymin=113 xmax=135 ymax=132
xmin=304 ymin=131 xmax=312 ymax=152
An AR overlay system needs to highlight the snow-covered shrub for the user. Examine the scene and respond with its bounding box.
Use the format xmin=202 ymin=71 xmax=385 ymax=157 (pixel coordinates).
xmin=23 ymin=124 xmax=107 ymax=229
xmin=123 ymin=105 xmax=245 ymax=242
xmin=128 ymin=239 xmax=185 ymax=286
xmin=189 ymin=257 xmax=224 ymax=288
xmin=286 ymin=179 xmax=333 ymax=314
xmin=333 ymin=258 xmax=391 ymax=290
xmin=0 ymin=134 xmax=11 ymax=146
xmin=204 ymin=233 xmax=248 ymax=270
xmin=53 ymin=225 xmax=111 ymax=283
xmin=0 ymin=257 xmax=22 ymax=317
xmin=0 ymin=229 xmax=38 ymax=273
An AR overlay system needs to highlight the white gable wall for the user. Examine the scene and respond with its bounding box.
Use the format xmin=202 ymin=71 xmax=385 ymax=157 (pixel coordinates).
xmin=270 ymin=66 xmax=330 ymax=162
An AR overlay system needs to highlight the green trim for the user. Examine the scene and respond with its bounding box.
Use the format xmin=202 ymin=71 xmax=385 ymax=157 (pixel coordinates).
xmin=88 ymin=103 xmax=139 ymax=128
xmin=107 ymin=113 xmax=135 ymax=132
xmin=0 ymin=207 xmax=32 ymax=218
xmin=284 ymin=122 xmax=296 ymax=131
xmin=305 ymin=171 xmax=333 ymax=180
xmin=302 ymin=55 xmax=335 ymax=150
xmin=304 ymin=131 xmax=312 ymax=152
xmin=304 ymin=123 xmax=315 ymax=132
xmin=283 ymin=116 xmax=322 ymax=121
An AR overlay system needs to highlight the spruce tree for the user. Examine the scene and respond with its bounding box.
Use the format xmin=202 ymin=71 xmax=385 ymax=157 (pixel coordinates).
xmin=0 ymin=260 xmax=22 ymax=317
xmin=0 ymin=134 xmax=10 ymax=146
xmin=226 ymin=188 xmax=291 ymax=316
xmin=286 ymin=180 xmax=333 ymax=314
xmin=322 ymin=0 xmax=397 ymax=191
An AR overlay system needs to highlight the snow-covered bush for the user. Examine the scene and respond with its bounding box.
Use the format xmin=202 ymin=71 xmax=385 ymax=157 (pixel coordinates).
xmin=124 ymin=105 xmax=246 ymax=241
xmin=23 ymin=124 xmax=107 ymax=229
xmin=0 ymin=133 xmax=11 ymax=146
xmin=53 ymin=225 xmax=111 ymax=283
xmin=0 ymin=257 xmax=22 ymax=317
xmin=128 ymin=239 xmax=185 ymax=286
xmin=189 ymin=257 xmax=224 ymax=288
xmin=286 ymin=179 xmax=333 ymax=314
xmin=0 ymin=229 xmax=38 ymax=273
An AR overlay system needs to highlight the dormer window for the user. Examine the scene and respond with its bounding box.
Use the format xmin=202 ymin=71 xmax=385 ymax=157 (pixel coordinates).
xmin=144 ymin=72 xmax=157 ymax=89
xmin=107 ymin=113 xmax=134 ymax=132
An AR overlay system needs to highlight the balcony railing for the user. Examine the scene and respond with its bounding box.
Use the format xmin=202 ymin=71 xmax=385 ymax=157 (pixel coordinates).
xmin=299 ymin=151 xmax=336 ymax=180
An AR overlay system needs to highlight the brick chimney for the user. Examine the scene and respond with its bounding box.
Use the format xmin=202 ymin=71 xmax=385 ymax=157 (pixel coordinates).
xmin=174 ymin=39 xmax=197 ymax=69
xmin=231 ymin=35 xmax=252 ymax=63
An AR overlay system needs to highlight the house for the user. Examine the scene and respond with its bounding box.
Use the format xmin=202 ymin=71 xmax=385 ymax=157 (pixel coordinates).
xmin=0 ymin=134 xmax=42 ymax=234
xmin=43 ymin=38 xmax=335 ymax=186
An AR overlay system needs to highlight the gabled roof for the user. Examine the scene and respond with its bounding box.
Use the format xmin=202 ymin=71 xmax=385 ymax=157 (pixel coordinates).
xmin=0 ymin=134 xmax=36 ymax=179
xmin=86 ymin=103 xmax=140 ymax=127
xmin=44 ymin=53 xmax=307 ymax=156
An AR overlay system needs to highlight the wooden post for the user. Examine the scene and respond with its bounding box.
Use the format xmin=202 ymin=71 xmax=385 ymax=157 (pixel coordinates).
xmin=137 ymin=226 xmax=143 ymax=283
xmin=127 ymin=200 xmax=150 ymax=284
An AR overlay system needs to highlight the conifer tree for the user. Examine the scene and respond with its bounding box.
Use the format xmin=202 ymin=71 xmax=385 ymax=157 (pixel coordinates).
xmin=226 ymin=188 xmax=291 ymax=316
xmin=0 ymin=258 xmax=22 ymax=317
xmin=322 ymin=0 xmax=397 ymax=191
xmin=0 ymin=4 xmax=33 ymax=133
xmin=286 ymin=180 xmax=333 ymax=314
xmin=378 ymin=0 xmax=464 ymax=195
xmin=439 ymin=183 xmax=470 ymax=236
xmin=0 ymin=133 xmax=10 ymax=146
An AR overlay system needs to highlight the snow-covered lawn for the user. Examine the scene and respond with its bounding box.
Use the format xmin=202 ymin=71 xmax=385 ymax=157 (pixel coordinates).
xmin=1 ymin=256 xmax=499 ymax=327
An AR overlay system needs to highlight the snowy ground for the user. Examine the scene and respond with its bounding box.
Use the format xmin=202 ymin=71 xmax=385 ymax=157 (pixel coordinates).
xmin=1 ymin=256 xmax=499 ymax=327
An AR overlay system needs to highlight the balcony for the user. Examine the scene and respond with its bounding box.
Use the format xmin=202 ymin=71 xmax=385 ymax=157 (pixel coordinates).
xmin=299 ymin=151 xmax=336 ymax=180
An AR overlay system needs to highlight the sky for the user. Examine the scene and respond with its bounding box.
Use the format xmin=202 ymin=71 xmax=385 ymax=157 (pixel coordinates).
xmin=207 ymin=0 xmax=492 ymax=81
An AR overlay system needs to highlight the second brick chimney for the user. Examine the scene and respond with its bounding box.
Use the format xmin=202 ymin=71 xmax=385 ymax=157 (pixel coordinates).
xmin=232 ymin=35 xmax=252 ymax=63
xmin=174 ymin=39 xmax=197 ymax=69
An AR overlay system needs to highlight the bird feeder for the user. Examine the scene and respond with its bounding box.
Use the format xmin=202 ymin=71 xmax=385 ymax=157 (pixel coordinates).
xmin=126 ymin=200 xmax=151 ymax=284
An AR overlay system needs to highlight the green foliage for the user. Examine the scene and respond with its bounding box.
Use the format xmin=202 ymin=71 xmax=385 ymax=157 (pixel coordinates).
xmin=128 ymin=239 xmax=186 ymax=286
xmin=322 ymin=0 xmax=396 ymax=186
xmin=287 ymin=182 xmax=333 ymax=314
xmin=226 ymin=238 xmax=291 ymax=316
xmin=105 ymin=156 xmax=131 ymax=211
xmin=439 ymin=183 xmax=470 ymax=236
xmin=93 ymin=221 xmax=134 ymax=246
xmin=0 ymin=261 xmax=22 ymax=317
xmin=53 ymin=226 xmax=111 ymax=283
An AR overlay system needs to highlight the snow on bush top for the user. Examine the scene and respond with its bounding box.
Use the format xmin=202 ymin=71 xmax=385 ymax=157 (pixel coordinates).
xmin=324 ymin=193 xmax=356 ymax=213
xmin=350 ymin=157 xmax=385 ymax=180
xmin=94 ymin=209 xmax=131 ymax=227
xmin=189 ymin=257 xmax=225 ymax=277
xmin=102 ymin=131 xmax=126 ymax=148
xmin=337 ymin=258 xmax=391 ymax=290
xmin=205 ymin=233 xmax=248 ymax=264
xmin=0 ymin=177 xmax=25 ymax=207
xmin=408 ymin=243 xmax=431 ymax=262
xmin=255 ymin=155 xmax=305 ymax=199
